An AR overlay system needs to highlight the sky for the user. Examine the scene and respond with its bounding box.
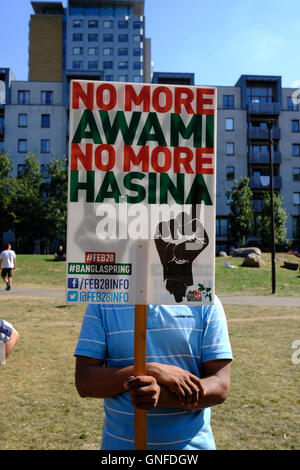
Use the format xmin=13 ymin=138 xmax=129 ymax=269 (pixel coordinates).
xmin=1 ymin=0 xmax=300 ymax=87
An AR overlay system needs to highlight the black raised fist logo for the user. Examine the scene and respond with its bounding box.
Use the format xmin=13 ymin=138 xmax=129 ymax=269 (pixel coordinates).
xmin=154 ymin=212 xmax=209 ymax=303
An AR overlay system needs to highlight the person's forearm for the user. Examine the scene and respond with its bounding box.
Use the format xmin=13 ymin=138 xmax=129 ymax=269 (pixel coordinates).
xmin=76 ymin=363 xmax=135 ymax=398
xmin=158 ymin=374 xmax=229 ymax=410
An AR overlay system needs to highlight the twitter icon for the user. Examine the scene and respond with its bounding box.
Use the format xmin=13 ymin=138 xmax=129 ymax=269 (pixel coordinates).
xmin=67 ymin=291 xmax=79 ymax=302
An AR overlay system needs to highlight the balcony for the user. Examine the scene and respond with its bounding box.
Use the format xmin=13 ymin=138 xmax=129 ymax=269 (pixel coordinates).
xmin=248 ymin=150 xmax=281 ymax=165
xmin=248 ymin=126 xmax=281 ymax=140
xmin=247 ymin=102 xmax=281 ymax=115
xmin=250 ymin=175 xmax=282 ymax=190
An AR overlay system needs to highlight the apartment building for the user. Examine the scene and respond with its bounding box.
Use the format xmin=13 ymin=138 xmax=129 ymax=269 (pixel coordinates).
xmin=216 ymin=75 xmax=300 ymax=250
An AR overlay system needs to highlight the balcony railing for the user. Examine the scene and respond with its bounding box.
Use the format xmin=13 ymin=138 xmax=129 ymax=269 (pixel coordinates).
xmin=248 ymin=126 xmax=281 ymax=140
xmin=250 ymin=175 xmax=282 ymax=190
xmin=247 ymin=102 xmax=281 ymax=115
xmin=248 ymin=150 xmax=281 ymax=165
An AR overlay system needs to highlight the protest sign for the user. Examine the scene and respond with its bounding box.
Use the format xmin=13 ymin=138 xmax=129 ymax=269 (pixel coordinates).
xmin=66 ymin=80 xmax=217 ymax=305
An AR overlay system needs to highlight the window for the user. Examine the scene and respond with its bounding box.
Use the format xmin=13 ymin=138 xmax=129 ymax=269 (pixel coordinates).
xmin=41 ymin=91 xmax=53 ymax=105
xmin=225 ymin=118 xmax=234 ymax=131
xmin=246 ymin=86 xmax=274 ymax=104
xmin=88 ymin=20 xmax=98 ymax=28
xmin=292 ymin=144 xmax=300 ymax=156
xmin=18 ymin=113 xmax=27 ymax=127
xmin=88 ymin=61 xmax=98 ymax=69
xmin=105 ymin=75 xmax=113 ymax=81
xmin=103 ymin=34 xmax=113 ymax=42
xmin=292 ymin=120 xmax=300 ymax=132
xmin=133 ymin=76 xmax=142 ymax=83
xmin=216 ymin=218 xmax=228 ymax=237
xmin=223 ymin=95 xmax=234 ymax=109
xmin=18 ymin=90 xmax=30 ymax=105
xmin=133 ymin=34 xmax=143 ymax=42
xmin=17 ymin=164 xmax=26 ymax=177
xmin=119 ymin=34 xmax=128 ymax=42
xmin=73 ymin=33 xmax=83 ymax=41
xmin=226 ymin=142 xmax=235 ymax=155
xmin=73 ymin=60 xmax=83 ymax=69
xmin=133 ymin=48 xmax=142 ymax=56
xmin=118 ymin=61 xmax=128 ymax=70
xmin=88 ymin=47 xmax=98 ymax=55
xmin=73 ymin=47 xmax=83 ymax=55
xmin=103 ymin=61 xmax=113 ymax=70
xmin=88 ymin=33 xmax=98 ymax=42
xmin=118 ymin=48 xmax=128 ymax=56
xmin=41 ymin=139 xmax=50 ymax=153
xmin=103 ymin=47 xmax=113 ymax=56
xmin=118 ymin=75 xmax=128 ymax=82
xmin=73 ymin=19 xmax=83 ymax=28
xmin=133 ymin=20 xmax=143 ymax=29
xmin=292 ymin=216 xmax=300 ymax=238
xmin=118 ymin=20 xmax=128 ymax=28
xmin=104 ymin=20 xmax=113 ymax=28
xmin=18 ymin=139 xmax=27 ymax=153
xmin=293 ymin=192 xmax=300 ymax=205
xmin=133 ymin=62 xmax=143 ymax=70
xmin=226 ymin=167 xmax=235 ymax=180
xmin=293 ymin=168 xmax=300 ymax=181
xmin=288 ymin=96 xmax=299 ymax=111
xmin=41 ymin=114 xmax=50 ymax=128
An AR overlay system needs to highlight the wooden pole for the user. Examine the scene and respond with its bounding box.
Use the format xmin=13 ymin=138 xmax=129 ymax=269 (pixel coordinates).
xmin=134 ymin=304 xmax=148 ymax=450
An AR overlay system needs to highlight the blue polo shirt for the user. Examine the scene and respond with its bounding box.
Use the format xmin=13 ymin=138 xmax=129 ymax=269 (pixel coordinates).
xmin=74 ymin=296 xmax=233 ymax=450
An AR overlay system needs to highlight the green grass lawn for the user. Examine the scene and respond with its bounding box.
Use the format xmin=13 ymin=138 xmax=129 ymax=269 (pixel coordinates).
xmin=12 ymin=252 xmax=300 ymax=297
xmin=0 ymin=298 xmax=299 ymax=450
xmin=215 ymin=252 xmax=300 ymax=297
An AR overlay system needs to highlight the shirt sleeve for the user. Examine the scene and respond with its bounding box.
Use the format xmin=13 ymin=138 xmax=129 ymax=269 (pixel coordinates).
xmin=74 ymin=304 xmax=107 ymax=360
xmin=0 ymin=319 xmax=13 ymax=343
xmin=201 ymin=296 xmax=233 ymax=363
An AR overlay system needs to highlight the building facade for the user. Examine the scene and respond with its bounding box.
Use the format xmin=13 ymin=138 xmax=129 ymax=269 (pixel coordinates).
xmin=216 ymin=75 xmax=300 ymax=250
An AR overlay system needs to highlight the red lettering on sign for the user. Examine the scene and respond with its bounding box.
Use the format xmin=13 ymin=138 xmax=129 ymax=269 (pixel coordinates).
xmin=72 ymin=82 xmax=94 ymax=109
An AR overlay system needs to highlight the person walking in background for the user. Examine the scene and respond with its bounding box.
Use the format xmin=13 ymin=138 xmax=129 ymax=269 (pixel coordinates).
xmin=0 ymin=243 xmax=16 ymax=291
xmin=0 ymin=318 xmax=19 ymax=364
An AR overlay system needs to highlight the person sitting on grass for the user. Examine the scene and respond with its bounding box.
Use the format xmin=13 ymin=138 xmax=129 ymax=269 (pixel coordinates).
xmin=54 ymin=245 xmax=66 ymax=261
xmin=0 ymin=318 xmax=19 ymax=365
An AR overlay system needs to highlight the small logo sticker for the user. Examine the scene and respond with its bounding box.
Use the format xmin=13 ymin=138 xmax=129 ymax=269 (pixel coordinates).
xmin=67 ymin=291 xmax=79 ymax=302
xmin=68 ymin=278 xmax=79 ymax=289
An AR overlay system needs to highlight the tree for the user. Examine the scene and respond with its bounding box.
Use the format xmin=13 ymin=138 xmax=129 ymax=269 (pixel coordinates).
xmin=43 ymin=155 xmax=68 ymax=240
xmin=226 ymin=177 xmax=253 ymax=247
xmin=11 ymin=153 xmax=44 ymax=251
xmin=257 ymin=192 xmax=288 ymax=249
xmin=0 ymin=152 xmax=15 ymax=244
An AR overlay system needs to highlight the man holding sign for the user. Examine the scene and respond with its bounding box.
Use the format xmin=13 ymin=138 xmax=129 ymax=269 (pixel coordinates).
xmin=74 ymin=297 xmax=232 ymax=450
xmin=70 ymin=80 xmax=232 ymax=449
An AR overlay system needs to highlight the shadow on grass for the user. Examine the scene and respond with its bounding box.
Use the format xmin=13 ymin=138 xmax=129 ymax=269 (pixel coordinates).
xmin=45 ymin=259 xmax=66 ymax=262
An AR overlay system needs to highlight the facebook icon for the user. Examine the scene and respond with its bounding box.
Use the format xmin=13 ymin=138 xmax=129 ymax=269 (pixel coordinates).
xmin=68 ymin=278 xmax=79 ymax=289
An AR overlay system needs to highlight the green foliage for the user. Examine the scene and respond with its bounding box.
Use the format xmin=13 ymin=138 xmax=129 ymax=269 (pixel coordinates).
xmin=0 ymin=153 xmax=68 ymax=250
xmin=11 ymin=154 xmax=44 ymax=244
xmin=257 ymin=192 xmax=288 ymax=249
xmin=226 ymin=177 xmax=253 ymax=247
xmin=43 ymin=156 xmax=68 ymax=239
xmin=0 ymin=152 xmax=15 ymax=241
